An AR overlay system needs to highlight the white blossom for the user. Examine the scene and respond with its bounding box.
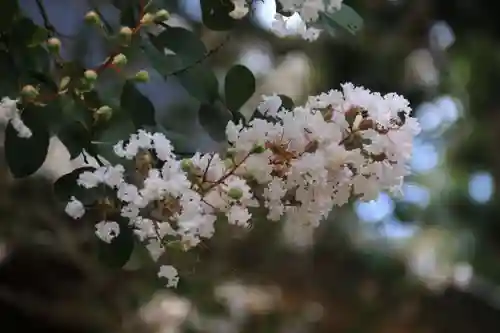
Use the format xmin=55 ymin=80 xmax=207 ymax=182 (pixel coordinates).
xmin=65 ymin=196 xmax=85 ymax=219
xmin=95 ymin=220 xmax=120 ymax=243
xmin=158 ymin=265 xmax=180 ymax=288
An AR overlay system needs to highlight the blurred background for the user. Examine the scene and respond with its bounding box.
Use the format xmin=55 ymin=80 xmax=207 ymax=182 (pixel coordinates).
xmin=3 ymin=0 xmax=500 ymax=332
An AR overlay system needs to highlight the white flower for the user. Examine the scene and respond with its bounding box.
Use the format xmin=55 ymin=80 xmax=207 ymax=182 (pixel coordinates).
xmin=65 ymin=196 xmax=85 ymax=219
xmin=158 ymin=265 xmax=180 ymax=288
xmin=0 ymin=97 xmax=32 ymax=138
xmin=95 ymin=220 xmax=120 ymax=243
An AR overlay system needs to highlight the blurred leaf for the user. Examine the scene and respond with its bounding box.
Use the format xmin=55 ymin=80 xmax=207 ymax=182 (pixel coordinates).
xmin=200 ymin=0 xmax=237 ymax=31
xmin=224 ymin=65 xmax=255 ymax=112
xmin=0 ymin=0 xmax=19 ymax=33
xmin=53 ymin=166 xmax=97 ymax=203
xmin=58 ymin=121 xmax=92 ymax=159
xmin=121 ymin=80 xmax=156 ymax=129
xmin=199 ymin=103 xmax=231 ymax=142
xmin=278 ymin=94 xmax=294 ymax=110
xmin=0 ymin=51 xmax=19 ymax=97
xmin=146 ymin=33 xmax=218 ymax=103
xmin=5 ymin=105 xmax=50 ymax=178
xmin=151 ymin=27 xmax=207 ymax=62
xmin=319 ymin=4 xmax=363 ymax=37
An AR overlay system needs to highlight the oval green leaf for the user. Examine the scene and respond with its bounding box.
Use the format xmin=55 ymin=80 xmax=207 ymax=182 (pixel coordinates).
xmin=224 ymin=64 xmax=256 ymax=113
xmin=121 ymin=80 xmax=156 ymax=129
xmin=5 ymin=105 xmax=50 ymax=178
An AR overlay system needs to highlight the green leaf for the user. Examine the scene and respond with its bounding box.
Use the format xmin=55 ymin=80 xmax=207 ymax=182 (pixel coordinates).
xmin=145 ymin=34 xmax=218 ymax=103
xmin=5 ymin=105 xmax=50 ymax=178
xmin=319 ymin=4 xmax=363 ymax=37
xmin=53 ymin=166 xmax=96 ymax=204
xmin=151 ymin=28 xmax=207 ymax=62
xmin=0 ymin=51 xmax=19 ymax=97
xmin=58 ymin=121 xmax=92 ymax=159
xmin=224 ymin=65 xmax=255 ymax=113
xmin=200 ymin=0 xmax=237 ymax=31
xmin=96 ymin=217 xmax=135 ymax=269
xmin=120 ymin=80 xmax=156 ymax=129
xmin=0 ymin=0 xmax=19 ymax=33
xmin=198 ymin=103 xmax=231 ymax=142
xmin=92 ymin=111 xmax=135 ymax=166
xmin=278 ymin=94 xmax=294 ymax=110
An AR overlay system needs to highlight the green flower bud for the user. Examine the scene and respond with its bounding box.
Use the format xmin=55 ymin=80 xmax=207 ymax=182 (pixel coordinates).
xmin=133 ymin=70 xmax=149 ymax=82
xmin=84 ymin=11 xmax=100 ymax=25
xmin=140 ymin=13 xmax=155 ymax=25
xmin=180 ymin=159 xmax=194 ymax=172
xmin=111 ymin=53 xmax=127 ymax=66
xmin=227 ymin=187 xmax=243 ymax=200
xmin=95 ymin=105 xmax=113 ymax=121
xmin=251 ymin=144 xmax=266 ymax=154
xmin=118 ymin=26 xmax=133 ymax=45
xmin=84 ymin=69 xmax=98 ymax=82
xmin=20 ymin=85 xmax=39 ymax=101
xmin=154 ymin=9 xmax=170 ymax=22
xmin=46 ymin=37 xmax=61 ymax=53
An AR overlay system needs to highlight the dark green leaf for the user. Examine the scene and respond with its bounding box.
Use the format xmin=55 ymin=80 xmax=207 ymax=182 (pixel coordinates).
xmin=96 ymin=217 xmax=135 ymax=269
xmin=145 ymin=35 xmax=218 ymax=103
xmin=319 ymin=4 xmax=363 ymax=37
xmin=0 ymin=51 xmax=19 ymax=97
xmin=120 ymin=80 xmax=156 ymax=129
xmin=0 ymin=0 xmax=19 ymax=33
xmin=53 ymin=166 xmax=96 ymax=203
xmin=198 ymin=103 xmax=231 ymax=142
xmin=278 ymin=94 xmax=294 ymax=110
xmin=151 ymin=28 xmax=207 ymax=62
xmin=58 ymin=121 xmax=92 ymax=159
xmin=5 ymin=105 xmax=50 ymax=178
xmin=200 ymin=0 xmax=237 ymax=31
xmin=224 ymin=65 xmax=255 ymax=112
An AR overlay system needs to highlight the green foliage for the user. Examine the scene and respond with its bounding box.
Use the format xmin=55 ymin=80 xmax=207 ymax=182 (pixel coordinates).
xmin=5 ymin=105 xmax=49 ymax=178
xmin=319 ymin=4 xmax=364 ymax=37
xmin=224 ymin=64 xmax=256 ymax=113
xmin=121 ymin=80 xmax=156 ymax=129
xmin=200 ymin=0 xmax=237 ymax=31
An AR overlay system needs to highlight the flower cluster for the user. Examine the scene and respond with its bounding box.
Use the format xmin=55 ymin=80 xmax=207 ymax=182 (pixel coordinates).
xmin=64 ymin=83 xmax=420 ymax=288
xmin=0 ymin=97 xmax=32 ymax=138
xmin=271 ymin=0 xmax=344 ymax=41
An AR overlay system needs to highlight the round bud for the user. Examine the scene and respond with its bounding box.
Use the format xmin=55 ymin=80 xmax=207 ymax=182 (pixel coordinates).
xmin=118 ymin=26 xmax=133 ymax=45
xmin=46 ymin=37 xmax=61 ymax=53
xmin=133 ymin=70 xmax=149 ymax=82
xmin=227 ymin=187 xmax=243 ymax=200
xmin=95 ymin=105 xmax=113 ymax=121
xmin=154 ymin=9 xmax=170 ymax=22
xmin=84 ymin=11 xmax=100 ymax=25
xmin=111 ymin=53 xmax=127 ymax=66
xmin=20 ymin=85 xmax=39 ymax=102
xmin=180 ymin=159 xmax=194 ymax=172
xmin=251 ymin=144 xmax=266 ymax=154
xmin=140 ymin=13 xmax=155 ymax=25
xmin=84 ymin=69 xmax=98 ymax=82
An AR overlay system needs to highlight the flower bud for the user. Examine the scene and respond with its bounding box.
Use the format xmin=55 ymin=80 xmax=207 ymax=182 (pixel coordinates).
xmin=251 ymin=144 xmax=266 ymax=154
xmin=95 ymin=105 xmax=113 ymax=121
xmin=133 ymin=70 xmax=149 ymax=82
xmin=84 ymin=69 xmax=98 ymax=82
xmin=180 ymin=159 xmax=193 ymax=172
xmin=111 ymin=53 xmax=127 ymax=66
xmin=46 ymin=37 xmax=61 ymax=53
xmin=227 ymin=187 xmax=243 ymax=200
xmin=118 ymin=26 xmax=133 ymax=45
xmin=20 ymin=85 xmax=39 ymax=102
xmin=140 ymin=13 xmax=155 ymax=25
xmin=154 ymin=9 xmax=170 ymax=22
xmin=84 ymin=11 xmax=100 ymax=25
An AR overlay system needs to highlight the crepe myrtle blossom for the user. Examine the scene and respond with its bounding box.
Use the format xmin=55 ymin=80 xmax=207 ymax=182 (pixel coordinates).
xmin=68 ymin=82 xmax=420 ymax=287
